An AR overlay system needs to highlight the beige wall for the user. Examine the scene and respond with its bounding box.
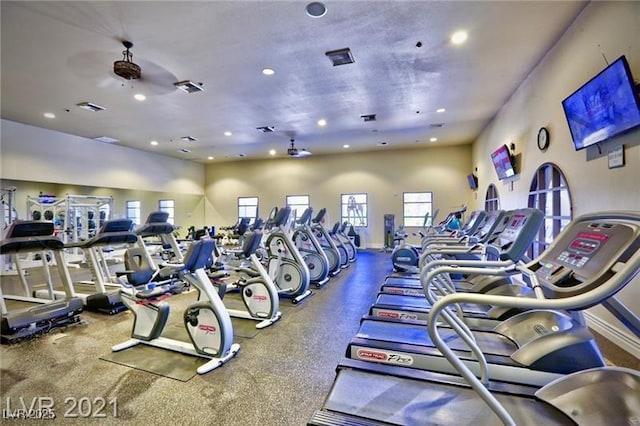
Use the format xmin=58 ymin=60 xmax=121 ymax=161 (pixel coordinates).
xmin=1 ymin=119 xmax=204 ymax=195
xmin=205 ymin=144 xmax=473 ymax=247
xmin=471 ymin=1 xmax=640 ymax=355
xmin=1 ymin=119 xmax=206 ymax=231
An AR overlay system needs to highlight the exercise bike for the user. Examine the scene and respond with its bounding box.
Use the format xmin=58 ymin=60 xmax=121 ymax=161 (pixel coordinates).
xmin=211 ymin=230 xmax=281 ymax=329
xmin=112 ymin=238 xmax=240 ymax=375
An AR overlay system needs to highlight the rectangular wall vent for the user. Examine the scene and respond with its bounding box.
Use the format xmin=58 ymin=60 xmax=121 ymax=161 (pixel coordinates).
xmin=77 ymin=102 xmax=106 ymax=112
xmin=181 ymin=136 xmax=198 ymax=142
xmin=256 ymin=126 xmax=275 ymax=133
xmin=326 ymin=48 xmax=354 ymax=66
xmin=360 ymin=114 xmax=376 ymax=122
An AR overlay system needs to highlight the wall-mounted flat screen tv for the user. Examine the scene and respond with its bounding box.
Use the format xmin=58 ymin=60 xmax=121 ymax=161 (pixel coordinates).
xmin=562 ymin=55 xmax=640 ymax=150
xmin=467 ymin=173 xmax=478 ymax=190
xmin=490 ymin=144 xmax=516 ymax=180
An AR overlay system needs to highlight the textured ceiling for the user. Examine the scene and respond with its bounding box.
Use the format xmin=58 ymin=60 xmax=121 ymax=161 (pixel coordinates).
xmin=1 ymin=1 xmax=587 ymax=163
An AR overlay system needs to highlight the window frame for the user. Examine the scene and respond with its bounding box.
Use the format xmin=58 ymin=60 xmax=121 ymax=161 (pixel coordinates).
xmin=484 ymin=183 xmax=500 ymax=212
xmin=527 ymin=162 xmax=573 ymax=259
xmin=402 ymin=192 xmax=433 ymax=227
xmin=238 ymin=196 xmax=259 ymax=225
xmin=126 ymin=200 xmax=141 ymax=225
xmin=341 ymin=193 xmax=368 ymax=228
xmin=286 ymin=195 xmax=310 ymax=221
xmin=158 ymin=199 xmax=175 ymax=225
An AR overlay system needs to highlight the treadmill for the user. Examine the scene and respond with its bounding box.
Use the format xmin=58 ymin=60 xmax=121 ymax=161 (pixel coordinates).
xmin=384 ymin=209 xmax=506 ymax=292
xmin=390 ymin=209 xmax=488 ymax=275
xmin=134 ymin=211 xmax=184 ymax=266
xmin=372 ymin=208 xmax=544 ymax=323
xmin=1 ymin=221 xmax=84 ymax=343
xmin=310 ymin=211 xmax=640 ymax=425
xmin=35 ymin=219 xmax=139 ymax=314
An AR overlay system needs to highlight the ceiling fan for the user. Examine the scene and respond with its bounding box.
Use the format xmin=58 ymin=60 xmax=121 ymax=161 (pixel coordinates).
xmin=75 ymin=40 xmax=180 ymax=95
xmin=287 ymin=138 xmax=312 ymax=158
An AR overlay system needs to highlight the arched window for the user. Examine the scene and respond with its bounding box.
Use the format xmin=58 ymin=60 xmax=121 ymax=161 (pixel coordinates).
xmin=527 ymin=163 xmax=573 ymax=259
xmin=484 ymin=184 xmax=500 ymax=212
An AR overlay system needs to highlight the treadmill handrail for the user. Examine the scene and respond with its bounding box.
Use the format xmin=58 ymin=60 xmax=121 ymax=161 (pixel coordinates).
xmin=425 ymin=240 xmax=640 ymax=425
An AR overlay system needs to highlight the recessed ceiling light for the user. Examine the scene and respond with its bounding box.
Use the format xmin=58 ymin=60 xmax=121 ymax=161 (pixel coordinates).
xmin=269 ymin=149 xmax=276 ymax=156
xmin=317 ymin=119 xmax=327 ymax=127
xmin=43 ymin=112 xmax=55 ymax=119
xmin=436 ymin=108 xmax=446 ymax=113
xmin=430 ymin=137 xmax=438 ymax=142
xmin=224 ymin=131 xmax=232 ymax=136
xmin=451 ymin=30 xmax=468 ymax=45
xmin=262 ymin=68 xmax=275 ymax=76
xmin=134 ymin=93 xmax=146 ymax=101
xmin=306 ymin=2 xmax=327 ymax=18
xmin=150 ymin=140 xmax=158 ymax=146
xmin=343 ymin=144 xmax=350 ymax=149
xmin=208 ymin=156 xmax=214 ymax=160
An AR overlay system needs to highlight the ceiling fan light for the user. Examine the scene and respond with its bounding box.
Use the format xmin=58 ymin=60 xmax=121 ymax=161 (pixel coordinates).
xmin=114 ymin=41 xmax=141 ymax=80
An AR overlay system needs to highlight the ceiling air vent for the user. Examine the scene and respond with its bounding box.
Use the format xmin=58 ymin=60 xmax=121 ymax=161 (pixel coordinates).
xmin=77 ymin=102 xmax=106 ymax=112
xmin=325 ymin=48 xmax=354 ymax=66
xmin=174 ymin=80 xmax=204 ymax=94
xmin=181 ymin=136 xmax=198 ymax=142
xmin=429 ymin=123 xmax=445 ymax=128
xmin=361 ymin=114 xmax=376 ymax=122
xmin=256 ymin=126 xmax=275 ymax=133
xmin=178 ymin=148 xmax=191 ymax=153
xmin=93 ymin=136 xmax=119 ymax=143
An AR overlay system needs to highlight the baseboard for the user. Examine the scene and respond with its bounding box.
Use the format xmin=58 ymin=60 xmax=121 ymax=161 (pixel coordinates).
xmin=584 ymin=312 xmax=640 ymax=359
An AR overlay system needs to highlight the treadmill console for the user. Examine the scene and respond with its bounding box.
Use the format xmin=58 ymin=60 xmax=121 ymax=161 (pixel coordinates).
xmin=531 ymin=220 xmax=637 ymax=297
xmin=99 ymin=219 xmax=134 ymax=233
xmin=4 ymin=220 xmax=54 ymax=238
xmin=487 ymin=208 xmax=544 ymax=262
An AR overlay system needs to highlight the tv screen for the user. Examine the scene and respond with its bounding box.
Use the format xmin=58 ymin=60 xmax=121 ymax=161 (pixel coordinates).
xmin=490 ymin=144 xmax=515 ymax=180
xmin=562 ymin=55 xmax=640 ymax=150
xmin=467 ymin=173 xmax=478 ymax=190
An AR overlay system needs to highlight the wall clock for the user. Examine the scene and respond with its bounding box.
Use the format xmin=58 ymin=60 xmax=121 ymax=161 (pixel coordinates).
xmin=537 ymin=127 xmax=550 ymax=151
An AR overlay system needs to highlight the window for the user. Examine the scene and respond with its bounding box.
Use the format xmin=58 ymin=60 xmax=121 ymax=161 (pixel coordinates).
xmin=484 ymin=184 xmax=500 ymax=212
xmin=341 ymin=193 xmax=367 ymax=227
xmin=403 ymin=192 xmax=433 ymax=227
xmin=158 ymin=199 xmax=175 ymax=225
xmin=286 ymin=195 xmax=310 ymax=220
xmin=238 ymin=196 xmax=258 ymax=224
xmin=126 ymin=201 xmax=141 ymax=225
xmin=527 ymin=163 xmax=573 ymax=259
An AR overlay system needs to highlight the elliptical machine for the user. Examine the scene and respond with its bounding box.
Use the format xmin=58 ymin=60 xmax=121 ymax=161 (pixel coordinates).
xmin=332 ymin=222 xmax=357 ymax=263
xmin=264 ymin=207 xmax=313 ymax=304
xmin=113 ymin=238 xmax=240 ymax=375
xmin=293 ymin=208 xmax=330 ymax=287
xmin=310 ymin=208 xmax=342 ymax=276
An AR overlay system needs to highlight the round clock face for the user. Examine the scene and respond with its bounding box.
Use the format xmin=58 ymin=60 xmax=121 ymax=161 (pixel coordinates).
xmin=538 ymin=127 xmax=549 ymax=151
